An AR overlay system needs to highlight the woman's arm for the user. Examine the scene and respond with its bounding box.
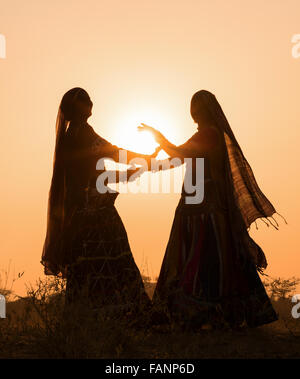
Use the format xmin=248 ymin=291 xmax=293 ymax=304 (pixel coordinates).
xmin=89 ymin=128 xmax=160 ymax=168
xmin=138 ymin=124 xmax=221 ymax=159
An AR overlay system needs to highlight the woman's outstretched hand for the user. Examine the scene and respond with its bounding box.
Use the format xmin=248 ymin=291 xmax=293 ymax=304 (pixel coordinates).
xmin=138 ymin=123 xmax=166 ymax=146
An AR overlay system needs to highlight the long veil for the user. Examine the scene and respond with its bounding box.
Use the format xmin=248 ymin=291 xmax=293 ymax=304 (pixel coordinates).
xmin=41 ymin=108 xmax=68 ymax=275
xmin=196 ymin=90 xmax=285 ymax=270
xmin=41 ymin=88 xmax=82 ymax=276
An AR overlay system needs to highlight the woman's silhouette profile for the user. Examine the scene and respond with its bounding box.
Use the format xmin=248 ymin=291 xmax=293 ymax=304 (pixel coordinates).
xmin=140 ymin=90 xmax=281 ymax=329
xmin=42 ymin=88 xmax=153 ymax=312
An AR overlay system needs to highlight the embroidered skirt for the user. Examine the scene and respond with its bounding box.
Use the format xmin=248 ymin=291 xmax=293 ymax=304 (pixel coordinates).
xmin=62 ymin=190 xmax=150 ymax=310
xmin=153 ymin=199 xmax=278 ymax=328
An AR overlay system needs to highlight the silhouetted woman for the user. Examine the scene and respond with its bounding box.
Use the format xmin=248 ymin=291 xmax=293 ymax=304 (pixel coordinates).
xmin=42 ymin=88 xmax=151 ymax=311
xmin=140 ymin=90 xmax=280 ymax=329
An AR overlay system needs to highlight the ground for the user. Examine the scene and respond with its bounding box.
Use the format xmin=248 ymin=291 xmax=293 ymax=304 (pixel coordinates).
xmin=0 ymin=280 xmax=300 ymax=359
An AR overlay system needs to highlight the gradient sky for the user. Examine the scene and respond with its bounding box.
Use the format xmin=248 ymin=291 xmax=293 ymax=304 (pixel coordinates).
xmin=0 ymin=0 xmax=300 ymax=296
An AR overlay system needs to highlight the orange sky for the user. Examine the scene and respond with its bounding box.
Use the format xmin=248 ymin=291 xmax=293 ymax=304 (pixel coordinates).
xmin=0 ymin=0 xmax=300 ymax=296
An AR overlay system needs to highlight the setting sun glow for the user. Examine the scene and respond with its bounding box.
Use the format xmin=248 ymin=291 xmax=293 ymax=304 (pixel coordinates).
xmin=1 ymin=1 xmax=299 ymax=299
xmin=111 ymin=108 xmax=174 ymax=155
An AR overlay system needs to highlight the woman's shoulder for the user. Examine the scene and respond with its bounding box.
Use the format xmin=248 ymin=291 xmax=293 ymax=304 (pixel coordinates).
xmin=75 ymin=124 xmax=106 ymax=147
xmin=194 ymin=126 xmax=222 ymax=148
xmin=65 ymin=124 xmax=103 ymax=152
xmin=86 ymin=124 xmax=108 ymax=143
xmin=199 ymin=125 xmax=221 ymax=138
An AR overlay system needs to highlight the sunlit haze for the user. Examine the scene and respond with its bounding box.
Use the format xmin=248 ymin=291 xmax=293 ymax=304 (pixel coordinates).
xmin=1 ymin=0 xmax=300 ymax=296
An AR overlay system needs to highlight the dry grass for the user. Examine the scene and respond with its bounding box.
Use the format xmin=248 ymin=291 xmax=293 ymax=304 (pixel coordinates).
xmin=0 ymin=275 xmax=300 ymax=359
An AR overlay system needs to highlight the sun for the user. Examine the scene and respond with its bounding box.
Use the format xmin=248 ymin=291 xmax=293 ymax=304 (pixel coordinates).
xmin=111 ymin=108 xmax=173 ymax=157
